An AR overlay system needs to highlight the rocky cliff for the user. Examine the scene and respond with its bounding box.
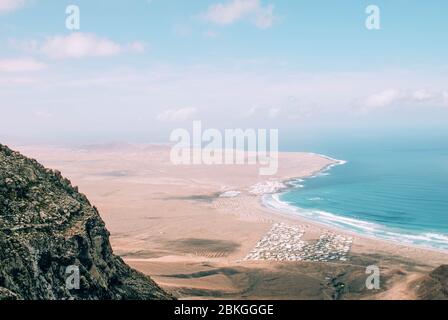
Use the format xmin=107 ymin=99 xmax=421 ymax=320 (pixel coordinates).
xmin=0 ymin=144 xmax=172 ymax=300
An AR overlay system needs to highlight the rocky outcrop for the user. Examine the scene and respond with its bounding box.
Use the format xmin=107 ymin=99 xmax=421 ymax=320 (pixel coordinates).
xmin=0 ymin=144 xmax=173 ymax=300
xmin=417 ymin=265 xmax=448 ymax=300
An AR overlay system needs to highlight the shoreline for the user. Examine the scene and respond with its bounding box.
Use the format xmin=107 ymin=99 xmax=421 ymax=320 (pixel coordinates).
xmin=12 ymin=144 xmax=448 ymax=299
xmin=262 ymin=155 xmax=448 ymax=255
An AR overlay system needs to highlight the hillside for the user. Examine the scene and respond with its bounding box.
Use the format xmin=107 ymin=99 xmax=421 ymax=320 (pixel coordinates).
xmin=0 ymin=144 xmax=172 ymax=300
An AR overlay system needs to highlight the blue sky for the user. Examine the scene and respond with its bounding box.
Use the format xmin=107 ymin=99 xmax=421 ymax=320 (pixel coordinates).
xmin=1 ymin=0 xmax=448 ymax=144
xmin=3 ymin=0 xmax=447 ymax=69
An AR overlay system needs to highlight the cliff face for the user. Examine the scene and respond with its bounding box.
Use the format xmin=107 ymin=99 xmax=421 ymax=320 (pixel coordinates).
xmin=0 ymin=144 xmax=172 ymax=300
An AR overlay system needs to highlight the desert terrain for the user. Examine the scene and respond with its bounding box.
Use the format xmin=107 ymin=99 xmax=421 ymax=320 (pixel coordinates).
xmin=12 ymin=144 xmax=448 ymax=300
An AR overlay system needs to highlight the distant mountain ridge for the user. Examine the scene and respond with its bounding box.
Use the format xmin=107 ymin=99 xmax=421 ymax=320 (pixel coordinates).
xmin=0 ymin=144 xmax=172 ymax=300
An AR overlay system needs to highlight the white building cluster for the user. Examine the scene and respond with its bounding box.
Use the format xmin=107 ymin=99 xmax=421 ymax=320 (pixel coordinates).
xmin=244 ymin=223 xmax=353 ymax=262
xmin=248 ymin=180 xmax=286 ymax=195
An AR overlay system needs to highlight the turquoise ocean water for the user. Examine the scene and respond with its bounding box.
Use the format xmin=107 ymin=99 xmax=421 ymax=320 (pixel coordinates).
xmin=269 ymin=128 xmax=448 ymax=250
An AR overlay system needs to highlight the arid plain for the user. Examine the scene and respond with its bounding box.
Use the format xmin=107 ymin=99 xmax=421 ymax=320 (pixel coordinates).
xmin=13 ymin=144 xmax=448 ymax=300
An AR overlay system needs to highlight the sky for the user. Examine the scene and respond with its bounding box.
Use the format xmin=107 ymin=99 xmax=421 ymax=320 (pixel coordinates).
xmin=0 ymin=0 xmax=448 ymax=144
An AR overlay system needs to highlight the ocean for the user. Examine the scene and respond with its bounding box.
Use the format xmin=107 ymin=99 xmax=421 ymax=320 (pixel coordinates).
xmin=271 ymin=127 xmax=448 ymax=251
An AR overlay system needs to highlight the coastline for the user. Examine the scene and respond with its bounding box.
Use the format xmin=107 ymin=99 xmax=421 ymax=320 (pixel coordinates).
xmin=13 ymin=144 xmax=448 ymax=299
xmin=262 ymin=156 xmax=448 ymax=255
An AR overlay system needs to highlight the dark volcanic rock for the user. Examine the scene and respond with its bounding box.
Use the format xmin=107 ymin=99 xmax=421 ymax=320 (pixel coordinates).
xmin=417 ymin=265 xmax=448 ymax=300
xmin=0 ymin=144 xmax=173 ymax=300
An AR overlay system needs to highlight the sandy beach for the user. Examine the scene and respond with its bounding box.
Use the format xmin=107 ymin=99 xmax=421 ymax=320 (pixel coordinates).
xmin=12 ymin=144 xmax=448 ymax=300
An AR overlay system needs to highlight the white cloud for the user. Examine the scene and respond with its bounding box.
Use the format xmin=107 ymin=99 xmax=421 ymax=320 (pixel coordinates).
xmin=203 ymin=0 xmax=275 ymax=29
xmin=40 ymin=33 xmax=120 ymax=59
xmin=127 ymin=41 xmax=147 ymax=54
xmin=253 ymin=4 xmax=274 ymax=29
xmin=27 ymin=33 xmax=146 ymax=59
xmin=362 ymin=89 xmax=401 ymax=109
xmin=157 ymin=107 xmax=197 ymax=122
xmin=0 ymin=57 xmax=46 ymax=72
xmin=443 ymin=91 xmax=448 ymax=105
xmin=362 ymin=88 xmax=448 ymax=111
xmin=0 ymin=0 xmax=26 ymax=13
xmin=411 ymin=89 xmax=433 ymax=102
xmin=2 ymin=64 xmax=447 ymax=141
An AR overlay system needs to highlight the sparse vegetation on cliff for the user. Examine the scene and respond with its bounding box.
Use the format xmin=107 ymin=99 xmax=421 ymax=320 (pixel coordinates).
xmin=0 ymin=144 xmax=172 ymax=300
